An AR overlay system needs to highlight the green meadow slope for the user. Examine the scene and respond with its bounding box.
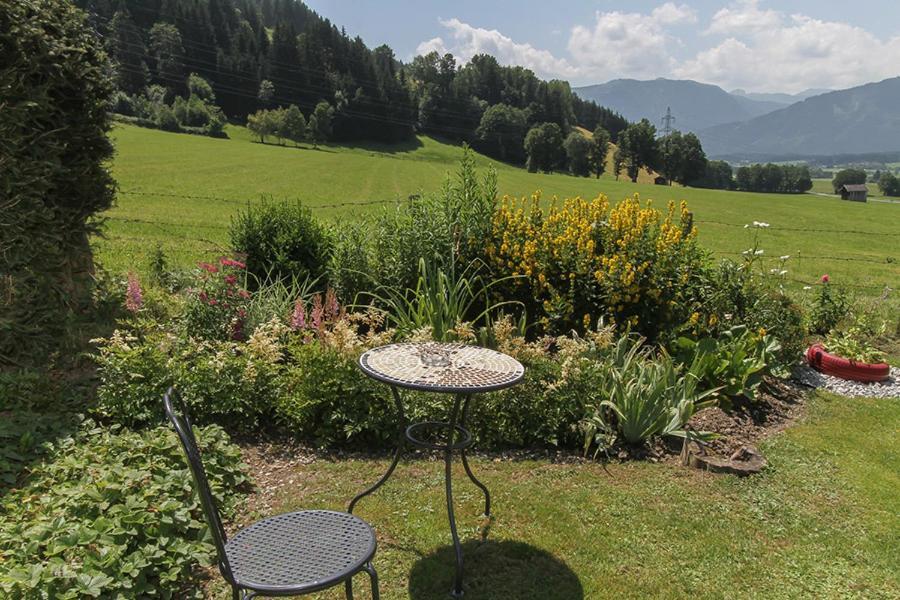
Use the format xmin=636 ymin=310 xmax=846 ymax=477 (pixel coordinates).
xmin=97 ymin=124 xmax=899 ymax=294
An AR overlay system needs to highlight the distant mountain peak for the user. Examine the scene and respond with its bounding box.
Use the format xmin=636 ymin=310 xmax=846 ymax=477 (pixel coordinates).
xmin=700 ymin=77 xmax=900 ymax=158
xmin=573 ymin=78 xmax=784 ymax=133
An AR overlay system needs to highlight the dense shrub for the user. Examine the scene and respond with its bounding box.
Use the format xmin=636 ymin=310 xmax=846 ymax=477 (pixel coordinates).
xmin=328 ymin=220 xmax=374 ymax=303
xmin=371 ymin=147 xmax=496 ymax=291
xmin=93 ymin=322 xmax=284 ymax=431
xmin=685 ymin=259 xmax=806 ymax=365
xmin=276 ymin=315 xmax=613 ymax=448
xmin=0 ymin=420 xmax=249 ymax=598
xmin=230 ymin=201 xmax=332 ymax=289
xmin=488 ymin=194 xmax=703 ymax=337
xmin=1 ymin=0 xmax=115 ymax=364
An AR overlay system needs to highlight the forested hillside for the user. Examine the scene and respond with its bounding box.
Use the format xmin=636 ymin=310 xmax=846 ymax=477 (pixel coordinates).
xmin=78 ymin=0 xmax=627 ymax=146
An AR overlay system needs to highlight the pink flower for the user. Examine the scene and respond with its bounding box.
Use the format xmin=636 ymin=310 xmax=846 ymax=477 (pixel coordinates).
xmin=238 ymin=290 xmax=250 ymax=299
xmin=199 ymin=291 xmax=208 ymax=303
xmin=199 ymin=262 xmax=218 ymax=274
xmin=125 ymin=272 xmax=142 ymax=313
xmin=224 ymin=274 xmax=237 ymax=286
xmin=291 ymin=300 xmax=307 ymax=330
xmin=325 ymin=288 xmax=341 ymax=320
xmin=220 ymin=258 xmax=246 ymax=269
xmin=821 ymin=274 xmax=830 ymax=283
xmin=311 ymin=293 xmax=324 ymax=332
xmin=209 ymin=298 xmax=218 ymax=306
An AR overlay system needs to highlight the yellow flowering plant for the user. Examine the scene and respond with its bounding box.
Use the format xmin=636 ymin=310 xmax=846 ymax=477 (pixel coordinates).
xmin=487 ymin=192 xmax=703 ymax=337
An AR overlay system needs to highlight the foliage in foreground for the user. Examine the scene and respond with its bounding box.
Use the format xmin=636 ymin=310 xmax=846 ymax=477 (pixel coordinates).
xmin=581 ymin=335 xmax=718 ymax=452
xmin=0 ymin=420 xmax=249 ymax=598
xmin=672 ymin=325 xmax=782 ymax=404
xmin=1 ymin=0 xmax=114 ymax=365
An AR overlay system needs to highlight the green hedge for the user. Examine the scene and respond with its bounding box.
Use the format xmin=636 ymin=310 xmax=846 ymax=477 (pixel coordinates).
xmin=0 ymin=0 xmax=115 ymax=364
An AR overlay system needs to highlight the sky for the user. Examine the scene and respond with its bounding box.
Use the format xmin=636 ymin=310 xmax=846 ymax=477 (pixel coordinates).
xmin=303 ymin=0 xmax=900 ymax=94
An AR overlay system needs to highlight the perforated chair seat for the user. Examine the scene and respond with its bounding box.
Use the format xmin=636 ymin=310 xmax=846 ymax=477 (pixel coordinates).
xmin=225 ymin=510 xmax=377 ymax=594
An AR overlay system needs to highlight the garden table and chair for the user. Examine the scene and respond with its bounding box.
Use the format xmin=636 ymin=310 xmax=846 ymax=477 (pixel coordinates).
xmin=164 ymin=341 xmax=524 ymax=599
xmin=351 ymin=342 xmax=525 ymax=598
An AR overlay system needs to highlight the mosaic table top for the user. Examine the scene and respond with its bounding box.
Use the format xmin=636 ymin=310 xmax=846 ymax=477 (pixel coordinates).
xmin=358 ymin=342 xmax=525 ymax=393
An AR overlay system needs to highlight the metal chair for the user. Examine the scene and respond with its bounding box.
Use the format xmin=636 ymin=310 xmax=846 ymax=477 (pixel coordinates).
xmin=163 ymin=388 xmax=380 ymax=599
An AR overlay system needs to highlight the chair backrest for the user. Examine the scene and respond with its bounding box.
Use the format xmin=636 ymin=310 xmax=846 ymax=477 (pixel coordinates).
xmin=163 ymin=387 xmax=234 ymax=583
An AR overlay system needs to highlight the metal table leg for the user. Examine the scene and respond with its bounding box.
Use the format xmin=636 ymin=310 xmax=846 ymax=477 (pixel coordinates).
xmin=460 ymin=394 xmax=491 ymax=519
xmin=445 ymin=394 xmax=465 ymax=598
xmin=348 ymin=386 xmax=407 ymax=514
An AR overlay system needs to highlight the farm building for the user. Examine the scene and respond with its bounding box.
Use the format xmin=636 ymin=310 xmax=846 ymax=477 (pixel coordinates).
xmin=654 ymin=176 xmax=668 ymax=186
xmin=840 ymin=183 xmax=868 ymax=202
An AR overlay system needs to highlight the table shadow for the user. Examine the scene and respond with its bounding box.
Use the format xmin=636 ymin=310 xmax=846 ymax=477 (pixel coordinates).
xmin=408 ymin=540 xmax=583 ymax=600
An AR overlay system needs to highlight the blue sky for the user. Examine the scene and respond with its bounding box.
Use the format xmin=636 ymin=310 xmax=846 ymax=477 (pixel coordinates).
xmin=304 ymin=1 xmax=900 ymax=93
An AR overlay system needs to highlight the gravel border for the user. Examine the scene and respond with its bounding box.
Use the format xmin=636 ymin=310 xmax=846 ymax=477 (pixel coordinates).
xmin=794 ymin=363 xmax=900 ymax=399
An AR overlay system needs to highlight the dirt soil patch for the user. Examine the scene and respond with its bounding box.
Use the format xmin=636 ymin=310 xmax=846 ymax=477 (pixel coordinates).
xmin=687 ymin=376 xmax=807 ymax=459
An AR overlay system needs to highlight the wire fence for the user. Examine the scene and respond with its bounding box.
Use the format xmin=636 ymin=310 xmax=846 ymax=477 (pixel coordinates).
xmin=110 ymin=188 xmax=899 ymax=290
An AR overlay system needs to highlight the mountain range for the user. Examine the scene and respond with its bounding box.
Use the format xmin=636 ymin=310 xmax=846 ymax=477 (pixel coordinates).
xmin=574 ymin=77 xmax=900 ymax=159
xmin=573 ymin=78 xmax=790 ymax=133
xmin=700 ymin=77 xmax=900 ymax=158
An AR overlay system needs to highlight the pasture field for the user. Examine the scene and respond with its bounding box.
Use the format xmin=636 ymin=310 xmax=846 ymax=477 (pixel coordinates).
xmin=96 ymin=124 xmax=899 ymax=294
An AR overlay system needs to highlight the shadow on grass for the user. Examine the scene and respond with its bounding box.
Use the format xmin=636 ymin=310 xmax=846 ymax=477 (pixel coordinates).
xmin=408 ymin=540 xmax=583 ymax=600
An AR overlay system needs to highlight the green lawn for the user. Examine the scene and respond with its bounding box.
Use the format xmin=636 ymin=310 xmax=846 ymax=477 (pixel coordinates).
xmin=96 ymin=125 xmax=900 ymax=294
xmin=207 ymin=391 xmax=899 ymax=599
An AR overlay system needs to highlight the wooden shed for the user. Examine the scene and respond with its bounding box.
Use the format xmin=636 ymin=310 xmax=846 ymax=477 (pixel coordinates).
xmin=840 ymin=183 xmax=868 ymax=202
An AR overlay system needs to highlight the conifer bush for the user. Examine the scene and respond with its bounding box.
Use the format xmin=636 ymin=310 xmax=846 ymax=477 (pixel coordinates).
xmin=0 ymin=0 xmax=115 ymax=364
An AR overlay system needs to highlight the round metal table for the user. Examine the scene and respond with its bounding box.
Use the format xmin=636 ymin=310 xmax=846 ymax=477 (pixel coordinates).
xmin=349 ymin=342 xmax=525 ymax=598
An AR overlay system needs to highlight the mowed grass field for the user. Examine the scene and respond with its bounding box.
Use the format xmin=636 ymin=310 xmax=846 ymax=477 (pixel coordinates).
xmin=96 ymin=124 xmax=900 ymax=294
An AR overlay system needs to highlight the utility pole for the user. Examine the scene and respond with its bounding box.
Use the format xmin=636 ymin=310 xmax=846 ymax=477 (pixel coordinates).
xmin=661 ymin=106 xmax=675 ymax=185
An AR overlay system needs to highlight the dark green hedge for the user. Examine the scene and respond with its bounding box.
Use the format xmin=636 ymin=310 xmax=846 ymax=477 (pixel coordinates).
xmin=0 ymin=0 xmax=115 ymax=364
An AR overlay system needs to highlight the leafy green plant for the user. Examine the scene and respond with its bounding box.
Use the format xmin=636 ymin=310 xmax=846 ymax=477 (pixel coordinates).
xmin=366 ymin=258 xmax=518 ymax=341
xmin=230 ymin=200 xmax=332 ymax=289
xmin=0 ymin=420 xmax=249 ymax=598
xmin=371 ymin=146 xmax=497 ymax=292
xmin=244 ymin=269 xmax=319 ymax=333
xmin=582 ymin=335 xmax=718 ymax=452
xmin=673 ymin=325 xmax=782 ymax=403
xmin=810 ymin=278 xmax=850 ymax=335
xmin=182 ymin=257 xmax=251 ymax=341
xmin=825 ymin=328 xmax=887 ymax=364
xmin=93 ymin=321 xmax=284 ymax=431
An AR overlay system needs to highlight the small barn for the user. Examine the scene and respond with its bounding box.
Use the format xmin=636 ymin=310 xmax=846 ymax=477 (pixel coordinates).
xmin=840 ymin=183 xmax=868 ymax=202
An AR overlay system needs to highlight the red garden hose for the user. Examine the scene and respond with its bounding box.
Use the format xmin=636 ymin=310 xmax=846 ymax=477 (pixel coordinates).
xmin=806 ymin=344 xmax=890 ymax=383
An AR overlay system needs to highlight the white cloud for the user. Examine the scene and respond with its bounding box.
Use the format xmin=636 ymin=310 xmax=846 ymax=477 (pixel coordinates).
xmin=415 ymin=18 xmax=579 ymax=80
xmin=680 ymin=3 xmax=900 ymax=92
xmin=567 ymin=9 xmax=678 ymax=80
xmin=415 ymin=36 xmax=448 ymax=57
xmin=651 ymin=2 xmax=697 ymax=25
xmin=705 ymin=0 xmax=780 ymax=36
xmin=413 ymin=2 xmax=900 ymax=93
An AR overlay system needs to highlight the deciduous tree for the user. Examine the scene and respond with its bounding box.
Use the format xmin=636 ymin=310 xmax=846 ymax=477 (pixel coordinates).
xmin=832 ymin=168 xmax=867 ymax=193
xmin=618 ymin=119 xmax=659 ymax=183
xmin=283 ymin=104 xmax=307 ymax=146
xmin=564 ymin=131 xmax=592 ymax=177
xmin=524 ymin=123 xmax=564 ymax=173
xmin=149 ymin=22 xmax=184 ymax=92
xmin=476 ymin=103 xmax=527 ymax=163
xmin=589 ymin=127 xmax=610 ymax=178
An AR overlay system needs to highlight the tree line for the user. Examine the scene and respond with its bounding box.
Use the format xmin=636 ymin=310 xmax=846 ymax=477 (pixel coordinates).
xmin=79 ymin=0 xmax=627 ymax=149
